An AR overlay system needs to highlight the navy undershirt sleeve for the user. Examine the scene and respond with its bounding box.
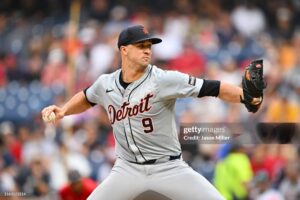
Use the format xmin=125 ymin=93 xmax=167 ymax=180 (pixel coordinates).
xmin=198 ymin=80 xmax=221 ymax=97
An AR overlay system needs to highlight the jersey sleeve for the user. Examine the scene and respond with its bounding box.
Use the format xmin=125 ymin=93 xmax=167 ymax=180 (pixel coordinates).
xmin=84 ymin=75 xmax=105 ymax=106
xmin=156 ymin=70 xmax=204 ymax=100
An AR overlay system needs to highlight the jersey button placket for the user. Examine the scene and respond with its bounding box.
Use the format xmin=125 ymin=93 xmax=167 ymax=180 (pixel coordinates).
xmin=125 ymin=87 xmax=144 ymax=163
xmin=123 ymin=88 xmax=130 ymax=136
xmin=124 ymin=86 xmax=131 ymax=98
xmin=123 ymin=88 xmax=142 ymax=163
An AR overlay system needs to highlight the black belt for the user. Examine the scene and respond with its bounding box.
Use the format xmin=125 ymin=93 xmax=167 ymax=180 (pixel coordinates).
xmin=129 ymin=154 xmax=181 ymax=165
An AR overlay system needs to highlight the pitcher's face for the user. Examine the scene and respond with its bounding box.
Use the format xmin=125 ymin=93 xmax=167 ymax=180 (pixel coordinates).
xmin=122 ymin=40 xmax=152 ymax=68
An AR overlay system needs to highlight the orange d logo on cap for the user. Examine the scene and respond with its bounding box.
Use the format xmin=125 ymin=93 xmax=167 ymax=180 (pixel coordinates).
xmin=142 ymin=26 xmax=149 ymax=35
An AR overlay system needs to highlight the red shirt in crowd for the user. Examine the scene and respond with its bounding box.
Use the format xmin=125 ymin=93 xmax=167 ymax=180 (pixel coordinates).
xmin=59 ymin=178 xmax=98 ymax=200
xmin=167 ymin=47 xmax=206 ymax=77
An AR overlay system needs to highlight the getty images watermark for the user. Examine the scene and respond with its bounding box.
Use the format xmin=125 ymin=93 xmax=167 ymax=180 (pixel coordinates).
xmin=182 ymin=126 xmax=230 ymax=141
xmin=180 ymin=124 xmax=233 ymax=144
xmin=179 ymin=123 xmax=300 ymax=144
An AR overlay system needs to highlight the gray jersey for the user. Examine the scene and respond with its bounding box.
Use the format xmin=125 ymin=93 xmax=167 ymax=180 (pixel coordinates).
xmin=86 ymin=65 xmax=204 ymax=163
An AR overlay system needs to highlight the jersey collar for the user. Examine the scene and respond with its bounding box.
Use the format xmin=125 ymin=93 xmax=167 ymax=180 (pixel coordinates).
xmin=115 ymin=65 xmax=152 ymax=92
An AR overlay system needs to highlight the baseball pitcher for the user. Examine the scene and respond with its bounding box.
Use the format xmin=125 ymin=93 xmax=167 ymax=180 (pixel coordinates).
xmin=41 ymin=25 xmax=266 ymax=200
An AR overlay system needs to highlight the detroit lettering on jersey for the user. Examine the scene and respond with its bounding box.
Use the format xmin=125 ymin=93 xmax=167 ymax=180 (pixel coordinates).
xmin=108 ymin=93 xmax=154 ymax=124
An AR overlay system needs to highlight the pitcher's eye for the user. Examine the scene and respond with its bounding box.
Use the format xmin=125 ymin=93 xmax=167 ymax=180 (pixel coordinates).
xmin=141 ymin=44 xmax=152 ymax=49
xmin=134 ymin=42 xmax=152 ymax=49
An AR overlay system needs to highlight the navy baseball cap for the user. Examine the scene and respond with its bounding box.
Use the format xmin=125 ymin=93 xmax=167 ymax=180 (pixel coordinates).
xmin=117 ymin=25 xmax=162 ymax=49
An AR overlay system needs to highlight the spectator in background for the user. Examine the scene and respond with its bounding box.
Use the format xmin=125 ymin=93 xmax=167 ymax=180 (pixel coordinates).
xmin=250 ymin=170 xmax=284 ymax=200
xmin=215 ymin=11 xmax=237 ymax=47
xmin=0 ymin=163 xmax=17 ymax=195
xmin=0 ymin=122 xmax=22 ymax=165
xmin=23 ymin=53 xmax=43 ymax=83
xmin=265 ymin=28 xmax=300 ymax=123
xmin=0 ymin=52 xmax=17 ymax=84
xmin=231 ymin=2 xmax=266 ymax=38
xmin=273 ymin=6 xmax=295 ymax=42
xmin=251 ymin=145 xmax=269 ymax=176
xmin=86 ymin=32 xmax=116 ymax=81
xmin=191 ymin=144 xmax=218 ymax=183
xmin=264 ymin=91 xmax=300 ymax=122
xmin=283 ymin=31 xmax=300 ymax=97
xmin=166 ymin=41 xmax=206 ymax=77
xmin=0 ymin=130 xmax=18 ymax=194
xmin=279 ymin=162 xmax=300 ymax=200
xmin=48 ymin=142 xmax=92 ymax=190
xmin=41 ymin=46 xmax=70 ymax=87
xmin=0 ymin=68 xmax=5 ymax=86
xmin=89 ymin=0 xmax=111 ymax=22
xmin=278 ymin=30 xmax=300 ymax=72
xmin=152 ymin=11 xmax=188 ymax=62
xmin=15 ymin=157 xmax=50 ymax=196
xmin=214 ymin=141 xmax=253 ymax=200
xmin=59 ymin=169 xmax=97 ymax=200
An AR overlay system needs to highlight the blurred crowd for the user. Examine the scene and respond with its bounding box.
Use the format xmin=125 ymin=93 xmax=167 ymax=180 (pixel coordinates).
xmin=0 ymin=0 xmax=300 ymax=199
